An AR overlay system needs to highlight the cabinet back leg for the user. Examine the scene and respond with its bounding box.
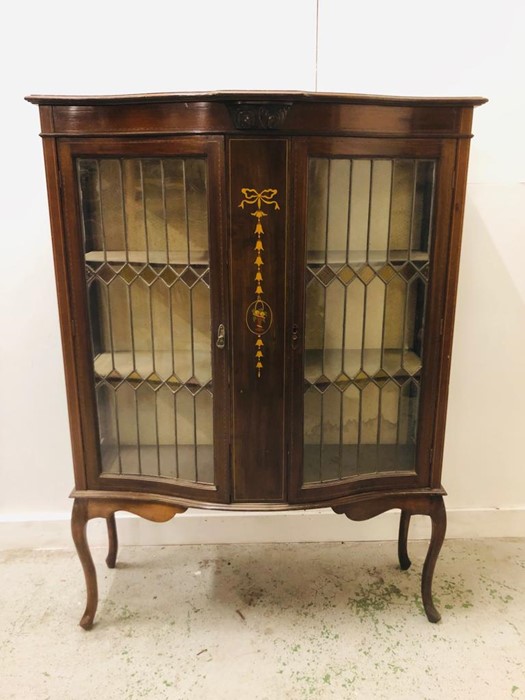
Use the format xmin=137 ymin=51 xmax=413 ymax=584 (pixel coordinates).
xmin=398 ymin=511 xmax=412 ymax=570
xmin=106 ymin=514 xmax=118 ymax=569
xmin=71 ymin=499 xmax=98 ymax=630
xmin=422 ymin=496 xmax=447 ymax=623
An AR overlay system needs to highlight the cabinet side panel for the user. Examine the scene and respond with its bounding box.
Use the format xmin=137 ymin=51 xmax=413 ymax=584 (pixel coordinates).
xmin=40 ymin=131 xmax=87 ymax=490
xmin=430 ymin=136 xmax=472 ymax=486
xmin=229 ymin=139 xmax=288 ymax=502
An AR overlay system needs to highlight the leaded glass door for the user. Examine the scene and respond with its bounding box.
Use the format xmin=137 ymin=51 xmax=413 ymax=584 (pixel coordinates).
xmin=58 ymin=138 xmax=230 ymax=502
xmin=290 ymin=138 xmax=455 ymax=501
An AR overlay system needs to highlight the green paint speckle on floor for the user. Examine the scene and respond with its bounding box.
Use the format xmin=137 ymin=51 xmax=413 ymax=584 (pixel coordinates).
xmin=0 ymin=538 xmax=524 ymax=699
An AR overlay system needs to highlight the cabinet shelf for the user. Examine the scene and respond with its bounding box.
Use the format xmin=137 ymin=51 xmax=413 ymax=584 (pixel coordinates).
xmin=102 ymin=444 xmax=214 ymax=483
xmin=307 ymin=250 xmax=429 ymax=266
xmin=94 ymin=351 xmax=211 ymax=386
xmin=304 ymin=348 xmax=421 ymax=380
xmin=85 ymin=250 xmax=209 ymax=266
xmin=303 ymin=444 xmax=416 ymax=482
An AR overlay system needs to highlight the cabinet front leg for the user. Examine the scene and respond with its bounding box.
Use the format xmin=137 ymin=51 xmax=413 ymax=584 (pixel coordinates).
xmin=422 ymin=496 xmax=447 ymax=623
xmin=105 ymin=514 xmax=118 ymax=569
xmin=71 ymin=499 xmax=98 ymax=630
xmin=398 ymin=511 xmax=412 ymax=570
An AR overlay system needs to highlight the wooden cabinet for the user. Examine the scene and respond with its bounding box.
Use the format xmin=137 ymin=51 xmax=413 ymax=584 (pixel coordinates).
xmin=27 ymin=91 xmax=485 ymax=628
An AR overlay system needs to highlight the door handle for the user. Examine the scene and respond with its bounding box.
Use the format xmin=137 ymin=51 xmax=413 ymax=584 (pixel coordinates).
xmin=216 ymin=324 xmax=226 ymax=349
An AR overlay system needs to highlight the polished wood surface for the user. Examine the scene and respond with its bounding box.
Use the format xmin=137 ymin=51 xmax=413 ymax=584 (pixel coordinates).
xmin=398 ymin=511 xmax=412 ymax=570
xmin=288 ymin=136 xmax=456 ymax=504
xmin=27 ymin=92 xmax=486 ymax=140
xmin=56 ymin=136 xmax=230 ymax=503
xmin=334 ymin=493 xmax=446 ymax=622
xmin=31 ymin=91 xmax=485 ymax=625
xmin=26 ymin=90 xmax=487 ymax=106
xmin=71 ymin=497 xmax=186 ymax=629
xmin=229 ymin=138 xmax=289 ymax=501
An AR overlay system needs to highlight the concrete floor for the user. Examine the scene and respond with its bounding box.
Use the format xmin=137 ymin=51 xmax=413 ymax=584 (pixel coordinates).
xmin=0 ymin=538 xmax=524 ymax=699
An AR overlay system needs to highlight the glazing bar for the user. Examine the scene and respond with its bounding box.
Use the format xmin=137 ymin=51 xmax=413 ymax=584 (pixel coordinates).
xmin=408 ymin=160 xmax=419 ymax=263
xmin=339 ymin=159 xmax=352 ymax=480
xmin=95 ymin=161 xmax=107 ymax=265
xmin=143 ymin=160 xmax=161 ymax=476
xmin=160 ymin=159 xmax=174 ymax=479
xmin=133 ymin=388 xmax=142 ymax=475
xmin=395 ymin=162 xmax=417 ymax=458
xmin=377 ymin=160 xmax=395 ymax=457
xmin=364 ymin=161 xmax=374 ymax=265
xmin=174 ymin=391 xmax=180 ymax=480
xmin=97 ymin=160 xmax=122 ymax=473
xmin=319 ymin=160 xmax=332 ymax=482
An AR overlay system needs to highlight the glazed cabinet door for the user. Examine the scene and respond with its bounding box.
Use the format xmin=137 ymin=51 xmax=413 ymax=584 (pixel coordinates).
xmin=289 ymin=137 xmax=456 ymax=503
xmin=57 ymin=137 xmax=230 ymax=503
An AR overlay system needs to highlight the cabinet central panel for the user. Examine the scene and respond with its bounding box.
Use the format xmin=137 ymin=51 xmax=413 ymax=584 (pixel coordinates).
xmin=229 ymin=139 xmax=288 ymax=501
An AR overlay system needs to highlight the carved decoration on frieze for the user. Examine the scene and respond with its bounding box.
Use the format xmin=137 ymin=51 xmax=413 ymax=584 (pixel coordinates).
xmin=227 ymin=103 xmax=292 ymax=130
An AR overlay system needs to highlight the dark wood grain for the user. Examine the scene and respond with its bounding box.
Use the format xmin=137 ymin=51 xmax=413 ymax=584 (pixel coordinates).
xmin=422 ymin=496 xmax=447 ymax=622
xmin=228 ymin=138 xmax=289 ymax=501
xmin=31 ymin=91 xmax=485 ymax=626
xmin=398 ymin=511 xmax=412 ymax=570
xmin=71 ymin=497 xmax=186 ymax=629
xmin=334 ymin=493 xmax=446 ymax=622
xmin=288 ymin=137 xmax=457 ymax=505
xmin=25 ymin=90 xmax=487 ymax=107
xmin=71 ymin=499 xmax=97 ymax=630
xmin=56 ymin=136 xmax=231 ymax=504
xmin=40 ymin=126 xmax=87 ymax=490
xmin=429 ymin=137 xmax=474 ymax=487
xmin=105 ymin=514 xmax=118 ymax=569
xmin=27 ymin=93 xmax=485 ymax=139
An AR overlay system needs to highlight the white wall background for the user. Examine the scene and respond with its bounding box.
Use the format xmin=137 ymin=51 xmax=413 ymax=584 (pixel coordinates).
xmin=1 ymin=0 xmax=523 ymax=547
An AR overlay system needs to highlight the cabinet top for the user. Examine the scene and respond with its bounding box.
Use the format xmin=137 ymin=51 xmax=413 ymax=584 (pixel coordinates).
xmin=25 ymin=90 xmax=487 ymax=107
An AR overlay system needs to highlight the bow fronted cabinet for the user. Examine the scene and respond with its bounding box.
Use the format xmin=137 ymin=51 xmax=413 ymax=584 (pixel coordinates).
xmin=27 ymin=91 xmax=486 ymax=628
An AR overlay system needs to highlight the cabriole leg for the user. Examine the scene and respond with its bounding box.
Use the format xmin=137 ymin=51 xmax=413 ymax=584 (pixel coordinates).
xmin=398 ymin=510 xmax=412 ymax=570
xmin=71 ymin=499 xmax=98 ymax=630
xmin=105 ymin=513 xmax=118 ymax=569
xmin=422 ymin=496 xmax=447 ymax=623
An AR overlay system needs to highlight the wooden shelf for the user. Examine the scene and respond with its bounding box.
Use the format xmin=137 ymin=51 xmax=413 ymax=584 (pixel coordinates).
xmin=303 ymin=444 xmax=415 ymax=483
xmin=102 ymin=444 xmax=214 ymax=484
xmin=94 ymin=350 xmax=211 ymax=385
xmin=307 ymin=250 xmax=429 ymax=266
xmin=94 ymin=349 xmax=421 ymax=385
xmin=304 ymin=348 xmax=422 ymax=380
xmin=85 ymin=250 xmax=209 ymax=266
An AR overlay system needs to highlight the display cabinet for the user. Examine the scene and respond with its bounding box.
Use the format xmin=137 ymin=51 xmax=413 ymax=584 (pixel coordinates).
xmin=27 ymin=91 xmax=485 ymax=628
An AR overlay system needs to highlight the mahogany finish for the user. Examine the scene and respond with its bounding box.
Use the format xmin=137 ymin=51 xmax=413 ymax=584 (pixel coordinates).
xmin=28 ymin=91 xmax=485 ymax=628
xmin=229 ymin=138 xmax=289 ymax=501
xmin=71 ymin=497 xmax=186 ymax=629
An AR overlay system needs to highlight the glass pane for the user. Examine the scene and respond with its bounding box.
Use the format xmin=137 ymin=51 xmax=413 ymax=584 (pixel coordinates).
xmin=304 ymin=156 xmax=435 ymax=483
xmin=78 ymin=156 xmax=214 ymax=484
xmin=348 ymin=160 xmax=371 ymax=263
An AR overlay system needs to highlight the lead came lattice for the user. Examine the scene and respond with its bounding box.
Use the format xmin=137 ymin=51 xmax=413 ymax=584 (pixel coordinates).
xmin=78 ymin=157 xmax=215 ymax=484
xmin=303 ymin=157 xmax=435 ymax=484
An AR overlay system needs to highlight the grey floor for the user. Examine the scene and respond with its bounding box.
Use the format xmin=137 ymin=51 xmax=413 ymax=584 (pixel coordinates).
xmin=1 ymin=538 xmax=524 ymax=699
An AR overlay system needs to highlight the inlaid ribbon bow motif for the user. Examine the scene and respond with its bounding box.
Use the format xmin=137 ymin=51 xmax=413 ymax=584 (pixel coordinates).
xmin=239 ymin=188 xmax=280 ymax=377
